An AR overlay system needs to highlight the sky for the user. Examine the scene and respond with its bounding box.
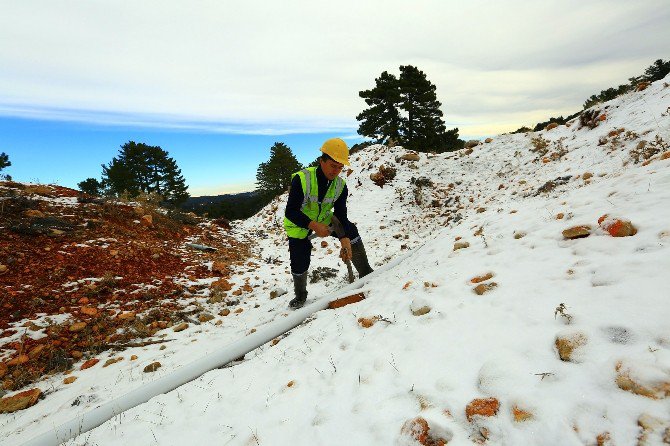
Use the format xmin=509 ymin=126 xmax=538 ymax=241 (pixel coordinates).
xmin=1 ymin=0 xmax=668 ymax=195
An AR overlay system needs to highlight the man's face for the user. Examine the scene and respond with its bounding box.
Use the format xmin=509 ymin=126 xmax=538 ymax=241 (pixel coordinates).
xmin=320 ymin=158 xmax=344 ymax=180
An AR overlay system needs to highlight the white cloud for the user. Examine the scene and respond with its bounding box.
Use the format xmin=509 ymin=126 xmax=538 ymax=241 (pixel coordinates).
xmin=0 ymin=0 xmax=668 ymax=136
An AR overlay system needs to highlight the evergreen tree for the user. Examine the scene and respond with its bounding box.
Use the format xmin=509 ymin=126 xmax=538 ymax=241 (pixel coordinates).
xmin=356 ymin=71 xmax=402 ymax=144
xmin=77 ymin=178 xmax=103 ymax=196
xmin=641 ymin=59 xmax=670 ymax=82
xmin=398 ymin=65 xmax=455 ymax=152
xmin=101 ymin=141 xmax=190 ymax=205
xmin=256 ymin=142 xmax=302 ymax=199
xmin=0 ymin=152 xmax=10 ymax=172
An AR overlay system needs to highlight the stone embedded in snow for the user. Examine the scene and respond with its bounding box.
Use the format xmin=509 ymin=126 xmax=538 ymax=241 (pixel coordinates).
xmin=320 ymin=240 xmax=328 ymax=248
xmin=399 ymin=417 xmax=450 ymax=446
xmin=466 ymin=397 xmax=500 ymax=421
xmin=130 ymin=355 xmax=138 ymax=361
xmin=555 ymin=332 xmax=588 ymax=362
xmin=485 ymin=138 xmax=493 ymax=143
xmin=103 ymin=357 xmax=123 ymax=368
xmin=470 ymin=272 xmax=494 ymax=284
xmin=69 ymin=321 xmax=87 ymax=333
xmin=358 ymin=317 xmax=378 ymax=328
xmin=453 ymin=241 xmax=470 ymax=251
xmin=512 ymin=406 xmax=533 ymax=422
xmin=63 ymin=376 xmax=77 ymax=384
xmin=328 ymin=293 xmax=366 ymax=309
xmin=80 ymin=358 xmax=99 ymax=370
xmin=473 ymin=282 xmax=497 ymax=295
xmin=465 ymin=140 xmax=480 ymax=149
xmin=173 ymin=323 xmax=189 ymax=332
xmin=0 ymin=388 xmax=42 ymax=413
xmin=211 ymin=278 xmax=233 ymax=291
xmin=582 ymin=172 xmax=594 ymax=180
xmin=143 ymin=362 xmax=162 ymax=373
xmin=562 ymin=225 xmax=591 ymax=239
xmin=615 ymin=361 xmax=670 ymax=399
xmin=219 ymin=309 xmax=231 ymax=316
xmin=198 ymin=313 xmax=215 ymax=323
xmin=410 ymin=298 xmax=431 ymax=316
xmin=400 ymin=153 xmax=421 ymax=161
xmin=513 ymin=231 xmax=526 ymax=239
xmin=269 ymin=288 xmax=287 ymax=299
xmin=598 ymin=215 xmax=637 ymax=237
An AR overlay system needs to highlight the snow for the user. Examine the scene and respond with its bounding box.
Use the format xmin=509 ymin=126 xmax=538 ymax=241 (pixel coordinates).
xmin=2 ymin=77 xmax=670 ymax=445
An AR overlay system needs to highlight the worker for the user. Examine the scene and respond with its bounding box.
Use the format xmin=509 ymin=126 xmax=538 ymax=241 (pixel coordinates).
xmin=283 ymin=138 xmax=374 ymax=308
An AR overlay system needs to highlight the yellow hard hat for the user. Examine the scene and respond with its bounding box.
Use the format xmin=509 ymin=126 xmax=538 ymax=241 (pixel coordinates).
xmin=320 ymin=138 xmax=350 ymax=166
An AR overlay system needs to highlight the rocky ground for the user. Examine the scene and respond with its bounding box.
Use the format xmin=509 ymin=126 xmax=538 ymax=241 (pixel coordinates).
xmin=0 ymin=182 xmax=251 ymax=393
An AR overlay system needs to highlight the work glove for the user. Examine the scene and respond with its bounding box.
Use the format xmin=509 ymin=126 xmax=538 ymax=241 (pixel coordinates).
xmin=309 ymin=221 xmax=331 ymax=237
xmin=339 ymin=237 xmax=352 ymax=262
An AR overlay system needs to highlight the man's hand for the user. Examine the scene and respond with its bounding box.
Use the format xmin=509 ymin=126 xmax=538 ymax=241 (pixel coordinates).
xmin=339 ymin=237 xmax=352 ymax=262
xmin=308 ymin=221 xmax=331 ymax=237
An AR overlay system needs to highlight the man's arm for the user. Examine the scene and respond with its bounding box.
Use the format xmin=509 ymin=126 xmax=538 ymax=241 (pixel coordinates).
xmin=333 ymin=184 xmax=356 ymax=239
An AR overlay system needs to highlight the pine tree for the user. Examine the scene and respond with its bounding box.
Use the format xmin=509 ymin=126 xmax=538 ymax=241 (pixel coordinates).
xmin=256 ymin=142 xmax=302 ymax=199
xmin=101 ymin=141 xmax=190 ymax=206
xmin=0 ymin=152 xmax=10 ymax=172
xmin=398 ymin=65 xmax=450 ymax=152
xmin=641 ymin=59 xmax=670 ymax=83
xmin=77 ymin=178 xmax=103 ymax=196
xmin=356 ymin=71 xmax=402 ymax=144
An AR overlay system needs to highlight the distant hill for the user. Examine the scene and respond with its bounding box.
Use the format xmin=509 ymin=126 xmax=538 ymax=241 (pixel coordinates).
xmin=182 ymin=190 xmax=269 ymax=220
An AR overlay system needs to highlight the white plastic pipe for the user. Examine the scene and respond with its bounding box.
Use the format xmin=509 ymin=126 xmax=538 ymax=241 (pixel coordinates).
xmin=18 ymin=252 xmax=411 ymax=446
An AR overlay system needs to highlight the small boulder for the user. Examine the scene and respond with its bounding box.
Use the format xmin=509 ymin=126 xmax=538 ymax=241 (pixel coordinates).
xmin=473 ymin=282 xmax=498 ymax=295
xmin=400 ymin=153 xmax=421 ymax=162
xmin=358 ymin=317 xmax=378 ymax=328
xmin=466 ymin=397 xmax=500 ymax=421
xmin=465 ymin=140 xmax=480 ymax=149
xmin=69 ymin=322 xmax=87 ymax=333
xmin=219 ymin=309 xmax=231 ymax=317
xmin=198 ymin=313 xmax=215 ymax=323
xmin=453 ymin=241 xmax=470 ymax=251
xmin=143 ymin=362 xmax=162 ymax=373
xmin=80 ymin=358 xmax=99 ymax=370
xmin=80 ymin=307 xmax=98 ymax=317
xmin=582 ymin=172 xmax=593 ymax=180
xmin=555 ymin=332 xmax=588 ymax=362
xmin=63 ymin=376 xmax=77 ymax=384
xmin=598 ymin=215 xmax=637 ymax=237
xmin=269 ymin=288 xmax=287 ymax=299
xmin=562 ymin=225 xmax=591 ymax=239
xmin=485 ymin=138 xmax=493 ymax=143
xmin=410 ymin=298 xmax=431 ymax=316
xmin=172 ymin=323 xmax=189 ymax=332
xmin=470 ymin=273 xmax=494 ymax=284
xmin=0 ymin=388 xmax=42 ymax=413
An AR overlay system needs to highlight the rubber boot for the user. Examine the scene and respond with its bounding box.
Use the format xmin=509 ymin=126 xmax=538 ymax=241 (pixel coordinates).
xmin=351 ymin=241 xmax=374 ymax=278
xmin=289 ymin=272 xmax=308 ymax=309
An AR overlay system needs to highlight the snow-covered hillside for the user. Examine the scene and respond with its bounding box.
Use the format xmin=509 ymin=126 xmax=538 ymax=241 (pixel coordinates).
xmin=3 ymin=77 xmax=670 ymax=445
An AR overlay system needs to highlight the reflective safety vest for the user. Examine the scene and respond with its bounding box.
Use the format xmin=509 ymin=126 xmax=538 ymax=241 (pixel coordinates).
xmin=283 ymin=167 xmax=346 ymax=239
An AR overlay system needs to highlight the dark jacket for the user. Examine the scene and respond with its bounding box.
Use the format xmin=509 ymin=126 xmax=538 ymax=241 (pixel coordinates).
xmin=284 ymin=166 xmax=355 ymax=239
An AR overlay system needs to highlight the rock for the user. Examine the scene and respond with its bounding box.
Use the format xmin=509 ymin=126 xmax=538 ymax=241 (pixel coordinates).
xmin=476 ymin=207 xmax=486 ymax=213
xmin=556 ymin=213 xmax=564 ymax=219
xmin=80 ymin=307 xmax=98 ymax=317
xmin=400 ymin=153 xmax=421 ymax=161
xmin=143 ymin=362 xmax=162 ymax=373
xmin=661 ymin=151 xmax=670 ymax=160
xmin=399 ymin=417 xmax=450 ymax=446
xmin=358 ymin=317 xmax=378 ymax=328
xmin=473 ymin=282 xmax=498 ymax=295
xmin=410 ymin=298 xmax=431 ymax=316
xmin=546 ymin=122 xmax=559 ymax=130
xmin=287 ymin=380 xmax=295 ymax=387
xmin=24 ymin=209 xmax=46 ymax=218
xmin=28 ymin=345 xmax=45 ymax=360
xmin=320 ymin=240 xmax=328 ymax=248
xmin=513 ymin=231 xmax=526 ymax=239
xmin=173 ymin=323 xmax=189 ymax=332
xmin=211 ymin=261 xmax=228 ymax=275
xmin=328 ymin=293 xmax=366 ymax=309
xmin=466 ymin=397 xmax=500 ymax=421
xmin=465 ymin=140 xmax=480 ymax=149
xmin=0 ymin=388 xmax=42 ymax=413
xmin=269 ymin=288 xmax=287 ymax=299
xmin=0 ymin=264 xmax=7 ymax=275
xmin=63 ymin=376 xmax=77 ymax=384
xmin=471 ymin=273 xmax=494 ymax=284
xmin=598 ymin=215 xmax=637 ymax=237
xmin=234 ymin=308 xmax=244 ymax=314
xmin=69 ymin=322 xmax=87 ymax=333
xmin=453 ymin=241 xmax=470 ymax=251
xmin=7 ymin=355 xmax=29 ymax=367
xmin=219 ymin=309 xmax=231 ymax=317
xmin=140 ymin=215 xmax=153 ymax=227
xmin=70 ymin=351 xmax=83 ymax=359
xmin=562 ymin=225 xmax=591 ymax=239
xmin=485 ymin=138 xmax=493 ymax=143
xmin=636 ymin=81 xmax=651 ymax=91
xmin=615 ymin=361 xmax=670 ymax=399
xmin=582 ymin=172 xmax=593 ymax=180
xmin=198 ymin=313 xmax=214 ymax=323
xmin=103 ymin=357 xmax=123 ymax=368
xmin=116 ymin=312 xmax=136 ymax=322
xmin=212 ymin=278 xmax=233 ymax=291
xmin=512 ymin=406 xmax=533 ymax=422
xmin=81 ymin=358 xmax=99 ymax=370
xmin=555 ymin=332 xmax=588 ymax=362
xmin=130 ymin=355 xmax=138 ymax=361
